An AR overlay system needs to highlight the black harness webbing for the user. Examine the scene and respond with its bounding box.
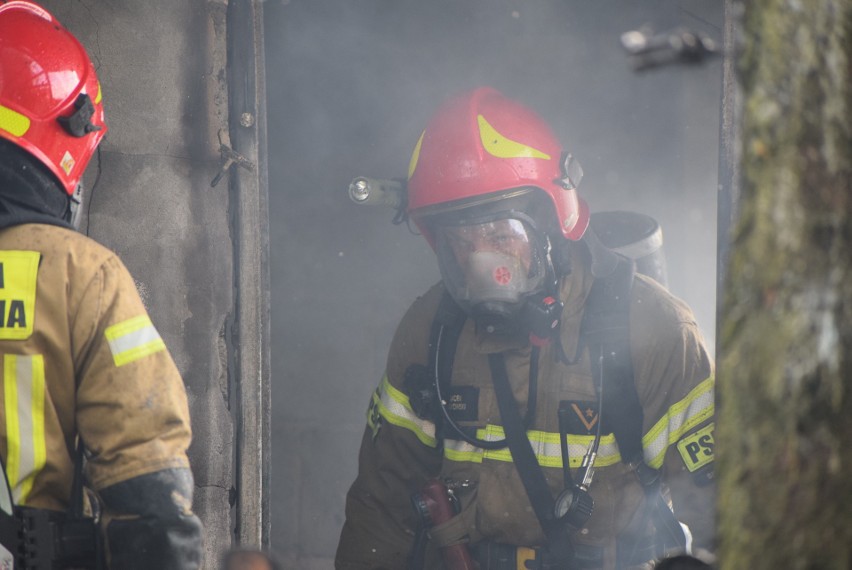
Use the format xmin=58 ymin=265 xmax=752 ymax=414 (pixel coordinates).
xmin=489 ymin=351 xmax=575 ymax=565
xmin=582 ymin=260 xmax=687 ymax=559
xmin=581 ymin=261 xmax=644 ymax=464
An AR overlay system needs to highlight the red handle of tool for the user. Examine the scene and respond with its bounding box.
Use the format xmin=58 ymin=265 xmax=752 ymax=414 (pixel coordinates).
xmin=418 ymin=479 xmax=477 ymax=570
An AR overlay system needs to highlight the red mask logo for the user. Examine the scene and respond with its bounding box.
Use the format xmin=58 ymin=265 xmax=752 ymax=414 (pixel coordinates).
xmin=493 ymin=266 xmax=512 ymax=285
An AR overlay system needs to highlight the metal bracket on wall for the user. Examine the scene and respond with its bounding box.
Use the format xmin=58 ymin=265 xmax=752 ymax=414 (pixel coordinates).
xmin=211 ymin=129 xmax=256 ymax=188
xmin=620 ymin=26 xmax=719 ymax=71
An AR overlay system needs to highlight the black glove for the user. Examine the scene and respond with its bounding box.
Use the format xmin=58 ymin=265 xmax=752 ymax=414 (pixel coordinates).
xmin=99 ymin=468 xmax=203 ymax=570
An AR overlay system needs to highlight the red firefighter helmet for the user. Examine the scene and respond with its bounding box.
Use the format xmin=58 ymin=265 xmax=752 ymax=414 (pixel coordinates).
xmin=0 ymin=0 xmax=107 ymax=196
xmin=407 ymin=87 xmax=588 ymax=244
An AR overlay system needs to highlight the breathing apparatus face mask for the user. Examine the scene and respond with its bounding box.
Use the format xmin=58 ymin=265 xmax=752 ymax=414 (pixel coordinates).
xmin=434 ymin=215 xmax=550 ymax=333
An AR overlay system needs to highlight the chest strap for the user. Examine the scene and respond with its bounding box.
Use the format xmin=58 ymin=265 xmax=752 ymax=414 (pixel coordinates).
xmin=490 ymin=351 xmax=576 ymax=565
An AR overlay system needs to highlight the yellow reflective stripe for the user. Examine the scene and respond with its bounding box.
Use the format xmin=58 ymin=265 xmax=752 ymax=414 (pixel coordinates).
xmin=3 ymin=354 xmax=46 ymax=504
xmin=0 ymin=104 xmax=31 ymax=138
xmin=104 ymin=315 xmax=166 ymax=367
xmin=478 ymin=114 xmax=551 ymax=160
xmin=94 ymin=82 xmax=103 ymax=105
xmin=642 ymin=375 xmax=715 ymax=469
xmin=366 ymin=393 xmax=377 ymax=431
xmin=3 ymin=356 xmax=20 ymax=500
xmin=374 ymin=373 xmax=713 ymax=471
xmin=373 ymin=375 xmax=437 ymax=447
xmin=444 ymin=425 xmax=623 ymax=468
xmin=408 ymin=130 xmax=425 ymax=180
xmin=443 ymin=377 xmax=714 ymax=470
xmin=28 ymin=356 xmax=45 ymax=503
xmin=444 ymin=444 xmax=483 ymax=463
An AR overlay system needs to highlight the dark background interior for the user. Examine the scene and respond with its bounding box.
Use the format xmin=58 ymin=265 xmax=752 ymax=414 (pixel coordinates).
xmin=263 ymin=1 xmax=722 ymax=565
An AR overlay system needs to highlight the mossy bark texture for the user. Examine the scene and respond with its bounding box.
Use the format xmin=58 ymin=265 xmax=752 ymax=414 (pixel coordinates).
xmin=718 ymin=1 xmax=852 ymax=568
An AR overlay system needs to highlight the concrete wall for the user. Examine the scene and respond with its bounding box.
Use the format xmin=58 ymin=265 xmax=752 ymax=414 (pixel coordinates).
xmin=264 ymin=1 xmax=723 ymax=568
xmin=43 ymin=1 xmax=244 ymax=567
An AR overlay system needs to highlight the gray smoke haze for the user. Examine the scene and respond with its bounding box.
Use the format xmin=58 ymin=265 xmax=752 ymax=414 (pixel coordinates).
xmin=265 ymin=1 xmax=721 ymax=565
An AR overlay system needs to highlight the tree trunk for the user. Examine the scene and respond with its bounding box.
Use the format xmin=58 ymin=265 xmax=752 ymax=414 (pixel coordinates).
xmin=718 ymin=1 xmax=852 ymax=568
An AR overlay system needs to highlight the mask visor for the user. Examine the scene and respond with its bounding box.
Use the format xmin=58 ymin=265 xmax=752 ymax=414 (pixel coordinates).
xmin=434 ymin=217 xmax=547 ymax=314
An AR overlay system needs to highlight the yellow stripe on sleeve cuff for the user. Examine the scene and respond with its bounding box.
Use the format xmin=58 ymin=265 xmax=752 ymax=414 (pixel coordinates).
xmin=105 ymin=315 xmax=166 ymax=367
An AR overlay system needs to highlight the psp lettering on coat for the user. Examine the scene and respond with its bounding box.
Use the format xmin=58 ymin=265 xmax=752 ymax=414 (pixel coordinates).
xmin=677 ymin=423 xmax=715 ymax=472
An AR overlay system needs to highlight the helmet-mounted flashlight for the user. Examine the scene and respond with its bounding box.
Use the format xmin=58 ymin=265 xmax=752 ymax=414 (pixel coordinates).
xmin=348 ymin=176 xmax=406 ymax=209
xmin=348 ymin=176 xmax=409 ymax=225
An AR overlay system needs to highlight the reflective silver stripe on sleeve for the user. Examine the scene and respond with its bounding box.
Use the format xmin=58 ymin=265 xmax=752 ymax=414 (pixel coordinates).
xmin=373 ymin=374 xmax=437 ymax=447
xmin=642 ymin=375 xmax=715 ymax=468
xmin=104 ymin=315 xmax=166 ymax=367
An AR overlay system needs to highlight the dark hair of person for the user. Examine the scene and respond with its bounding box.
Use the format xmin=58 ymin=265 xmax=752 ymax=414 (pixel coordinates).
xmin=655 ymin=554 xmax=713 ymax=570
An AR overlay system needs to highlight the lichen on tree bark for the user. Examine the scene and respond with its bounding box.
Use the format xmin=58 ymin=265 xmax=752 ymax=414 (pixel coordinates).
xmin=718 ymin=1 xmax=852 ymax=568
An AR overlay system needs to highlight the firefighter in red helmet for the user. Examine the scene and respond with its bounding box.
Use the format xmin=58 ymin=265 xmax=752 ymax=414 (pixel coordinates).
xmin=336 ymin=87 xmax=715 ymax=569
xmin=0 ymin=2 xmax=201 ymax=568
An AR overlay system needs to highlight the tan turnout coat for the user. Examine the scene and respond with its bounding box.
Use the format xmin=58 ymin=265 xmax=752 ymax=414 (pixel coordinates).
xmin=0 ymin=223 xmax=193 ymax=510
xmin=337 ymin=246 xmax=714 ymax=570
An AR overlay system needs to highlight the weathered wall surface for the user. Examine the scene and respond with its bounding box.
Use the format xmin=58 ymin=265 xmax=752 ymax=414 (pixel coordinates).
xmin=43 ymin=1 xmax=236 ymax=567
